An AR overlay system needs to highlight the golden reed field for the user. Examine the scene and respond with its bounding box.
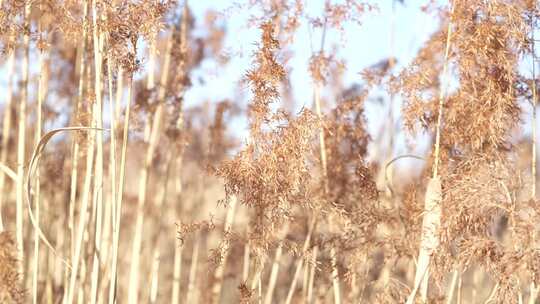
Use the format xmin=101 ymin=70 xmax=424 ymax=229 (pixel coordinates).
xmin=0 ymin=0 xmax=540 ymax=303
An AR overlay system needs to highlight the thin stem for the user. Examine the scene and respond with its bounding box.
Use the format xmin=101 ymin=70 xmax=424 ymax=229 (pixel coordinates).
xmin=211 ymin=196 xmax=238 ymax=304
xmin=127 ymin=33 xmax=159 ymax=304
xmin=66 ymin=81 xmax=97 ymax=304
xmin=32 ymin=6 xmax=47 ymax=301
xmin=185 ymin=233 xmax=200 ymax=304
xmin=263 ymin=242 xmax=283 ymax=304
xmin=242 ymin=241 xmax=250 ymax=282
xmin=90 ymin=1 xmax=105 ymax=301
xmin=66 ymin=2 xmax=89 ymax=301
xmin=312 ymin=16 xmax=340 ymax=302
xmin=409 ymin=3 xmax=454 ymax=302
xmin=446 ymin=269 xmax=460 ymax=304
xmin=285 ymin=217 xmax=317 ymax=304
xmin=16 ymin=0 xmax=32 ymax=266
xmin=170 ymin=238 xmax=183 ymax=304
xmin=0 ymin=50 xmax=15 ymax=231
xmin=432 ymin=3 xmax=454 ymax=179
xmin=307 ymin=246 xmax=318 ymax=304
xmin=529 ymin=6 xmax=538 ymax=304
xmin=108 ymin=69 xmax=133 ymax=304
xmin=148 ymin=152 xmax=173 ymax=303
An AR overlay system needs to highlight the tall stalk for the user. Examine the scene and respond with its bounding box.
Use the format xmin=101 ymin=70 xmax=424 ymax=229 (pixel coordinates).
xmin=210 ymin=196 xmax=238 ymax=304
xmin=170 ymin=143 xmax=185 ymax=304
xmin=127 ymin=34 xmax=158 ymax=304
xmin=529 ymin=6 xmax=538 ymax=303
xmin=284 ymin=218 xmax=317 ymax=304
xmin=170 ymin=88 xmax=185 ymax=304
xmin=147 ymin=29 xmax=175 ymax=303
xmin=65 ymin=1 xmax=101 ymax=301
xmin=32 ymin=5 xmax=48 ymax=301
xmin=65 ymin=3 xmax=89 ymax=302
xmin=104 ymin=52 xmax=118 ymax=304
xmin=65 ymin=72 xmax=96 ymax=304
xmin=263 ymin=228 xmax=286 ymax=304
xmin=148 ymin=158 xmax=170 ymax=303
xmin=307 ymin=246 xmax=318 ymax=304
xmin=16 ymin=0 xmax=32 ymax=266
xmin=108 ymin=67 xmax=133 ymax=304
xmin=169 ymin=8 xmax=189 ymax=301
xmin=90 ymin=0 xmax=105 ymax=301
xmin=407 ymin=3 xmax=454 ymax=303
xmin=170 ymin=238 xmax=183 ymax=304
xmin=0 ymin=49 xmax=15 ymax=231
xmin=185 ymin=232 xmax=200 ymax=304
xmin=312 ymin=20 xmax=340 ymax=302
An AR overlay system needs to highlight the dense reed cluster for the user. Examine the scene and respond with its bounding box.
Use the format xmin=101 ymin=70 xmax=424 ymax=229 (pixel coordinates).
xmin=0 ymin=0 xmax=540 ymax=303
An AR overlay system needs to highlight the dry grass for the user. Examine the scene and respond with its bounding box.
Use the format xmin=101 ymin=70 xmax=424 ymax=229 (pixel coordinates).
xmin=0 ymin=0 xmax=539 ymax=303
xmin=0 ymin=232 xmax=24 ymax=304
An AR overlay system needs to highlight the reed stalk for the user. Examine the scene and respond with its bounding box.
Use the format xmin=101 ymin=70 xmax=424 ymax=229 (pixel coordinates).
xmin=0 ymin=49 xmax=15 ymax=231
xmin=16 ymin=0 xmax=32 ymax=267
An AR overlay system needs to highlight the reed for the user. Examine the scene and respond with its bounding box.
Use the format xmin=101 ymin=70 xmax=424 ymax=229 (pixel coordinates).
xmin=0 ymin=0 xmax=538 ymax=303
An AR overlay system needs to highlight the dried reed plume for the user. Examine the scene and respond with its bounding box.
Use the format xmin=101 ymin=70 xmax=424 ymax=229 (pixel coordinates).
xmin=0 ymin=0 xmax=539 ymax=303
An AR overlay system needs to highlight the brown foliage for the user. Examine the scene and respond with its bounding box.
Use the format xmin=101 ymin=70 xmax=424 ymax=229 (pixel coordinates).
xmin=0 ymin=232 xmax=24 ymax=304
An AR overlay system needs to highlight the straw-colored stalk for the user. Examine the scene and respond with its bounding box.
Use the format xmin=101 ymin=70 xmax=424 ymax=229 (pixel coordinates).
xmin=263 ymin=240 xmax=284 ymax=304
xmin=90 ymin=1 xmax=105 ymax=302
xmin=100 ymin=50 xmax=116 ymax=303
xmin=127 ymin=33 xmax=161 ymax=304
xmin=147 ymin=33 xmax=181 ymax=295
xmin=170 ymin=150 xmax=185 ymax=304
xmin=169 ymin=5 xmax=188 ymax=301
xmin=97 ymin=39 xmax=117 ymax=302
xmin=65 ymin=0 xmax=101 ymax=301
xmin=529 ymin=7 xmax=538 ymax=304
xmin=148 ymin=152 xmax=172 ymax=303
xmin=32 ymin=7 xmax=48 ymax=302
xmin=302 ymin=247 xmax=309 ymax=300
xmin=407 ymin=177 xmax=442 ymax=304
xmin=211 ymin=196 xmax=238 ymax=304
xmin=285 ymin=218 xmax=316 ymax=304
xmin=147 ymin=29 xmax=175 ymax=303
xmin=108 ymin=67 xmax=132 ymax=304
xmin=65 ymin=73 xmax=97 ymax=304
xmin=0 ymin=49 xmax=15 ymax=231
xmin=484 ymin=283 xmax=500 ymax=304
xmin=16 ymin=0 xmax=32 ymax=266
xmin=311 ymin=17 xmax=341 ymax=300
xmin=446 ymin=269 xmax=461 ymax=304
xmin=148 ymin=242 xmax=161 ymax=303
xmin=378 ymin=0 xmax=397 ymax=198
xmin=249 ymin=253 xmax=264 ymax=296
xmin=330 ymin=247 xmax=341 ymax=304
xmin=284 ymin=252 xmax=305 ymax=304
xmin=307 ymin=246 xmax=318 ymax=304
xmin=407 ymin=5 xmax=453 ymax=302
xmin=242 ymin=242 xmax=250 ymax=283
xmin=65 ymin=3 xmax=89 ymax=302
xmin=170 ymin=87 xmax=186 ymax=304
xmin=282 ymin=29 xmax=331 ymax=304
xmin=457 ymin=270 xmax=463 ymax=304
xmin=314 ymin=78 xmax=341 ymax=304
xmin=186 ymin=232 xmax=201 ymax=304
xmin=170 ymin=238 xmax=183 ymax=304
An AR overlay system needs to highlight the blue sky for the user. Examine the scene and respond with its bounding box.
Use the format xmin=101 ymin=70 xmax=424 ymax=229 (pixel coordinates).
xmin=186 ymin=0 xmax=441 ymax=105
xmin=184 ymin=0 xmax=443 ymax=167
xmin=186 ymin=0 xmax=441 ymax=107
xmin=1 ymin=0 xmax=536 ymax=174
xmin=0 ymin=0 xmax=443 ymax=140
xmin=0 ymin=1 xmax=441 ymax=152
